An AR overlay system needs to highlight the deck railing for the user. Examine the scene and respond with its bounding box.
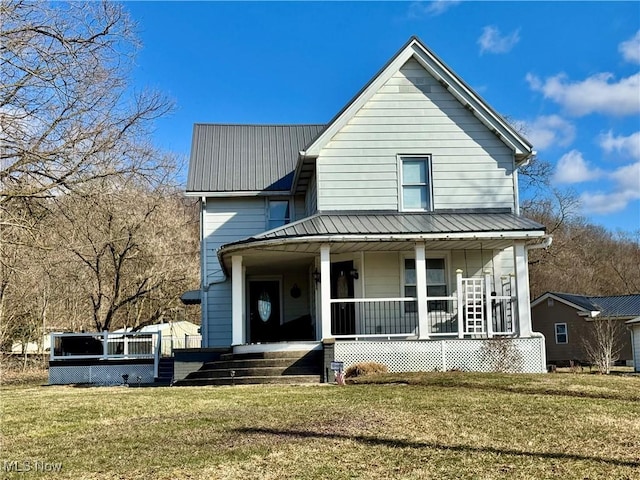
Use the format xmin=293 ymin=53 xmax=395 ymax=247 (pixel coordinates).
xmin=329 ymin=273 xmax=517 ymax=339
xmin=50 ymin=331 xmax=161 ymax=376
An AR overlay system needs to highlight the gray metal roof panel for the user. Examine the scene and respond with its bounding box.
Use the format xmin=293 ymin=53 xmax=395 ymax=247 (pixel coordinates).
xmin=187 ymin=124 xmax=325 ymax=193
xmin=588 ymin=295 xmax=640 ymax=317
xmin=237 ymin=211 xmax=545 ymax=243
xmin=541 ymin=292 xmax=640 ymax=317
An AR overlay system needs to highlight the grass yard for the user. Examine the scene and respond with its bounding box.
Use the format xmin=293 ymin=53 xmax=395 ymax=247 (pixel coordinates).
xmin=1 ymin=373 xmax=639 ymax=479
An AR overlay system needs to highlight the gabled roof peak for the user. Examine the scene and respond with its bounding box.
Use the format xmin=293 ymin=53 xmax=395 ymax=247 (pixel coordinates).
xmin=301 ymin=35 xmax=533 ymax=161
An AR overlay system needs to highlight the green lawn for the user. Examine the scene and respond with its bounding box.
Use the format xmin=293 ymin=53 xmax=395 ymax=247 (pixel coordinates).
xmin=1 ymin=373 xmax=639 ymax=479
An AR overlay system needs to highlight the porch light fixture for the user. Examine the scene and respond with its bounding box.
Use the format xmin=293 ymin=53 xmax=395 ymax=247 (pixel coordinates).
xmin=312 ymin=269 xmax=321 ymax=284
xmin=349 ymin=268 xmax=359 ymax=279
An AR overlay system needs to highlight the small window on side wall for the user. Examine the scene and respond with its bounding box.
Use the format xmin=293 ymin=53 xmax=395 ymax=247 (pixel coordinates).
xmin=400 ymin=156 xmax=432 ymax=211
xmin=555 ymin=323 xmax=568 ymax=344
xmin=267 ymin=199 xmax=290 ymax=230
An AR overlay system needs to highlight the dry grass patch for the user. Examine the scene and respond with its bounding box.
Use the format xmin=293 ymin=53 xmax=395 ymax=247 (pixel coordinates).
xmin=1 ymin=374 xmax=639 ymax=479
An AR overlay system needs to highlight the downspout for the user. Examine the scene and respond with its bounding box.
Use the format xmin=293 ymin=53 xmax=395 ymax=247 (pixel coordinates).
xmin=200 ymin=197 xmax=208 ymax=347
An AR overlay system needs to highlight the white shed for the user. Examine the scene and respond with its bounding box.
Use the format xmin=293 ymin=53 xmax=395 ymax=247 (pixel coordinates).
xmin=628 ymin=317 xmax=640 ymax=373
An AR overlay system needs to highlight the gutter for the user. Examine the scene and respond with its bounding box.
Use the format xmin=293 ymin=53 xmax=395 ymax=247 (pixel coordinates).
xmin=526 ymin=235 xmax=552 ymax=251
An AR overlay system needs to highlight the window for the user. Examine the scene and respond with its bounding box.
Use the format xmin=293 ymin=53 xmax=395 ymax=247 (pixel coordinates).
xmin=404 ymin=257 xmax=447 ymax=312
xmin=400 ymin=157 xmax=431 ymax=211
xmin=267 ymin=199 xmax=290 ymax=230
xmin=555 ymin=323 xmax=568 ymax=344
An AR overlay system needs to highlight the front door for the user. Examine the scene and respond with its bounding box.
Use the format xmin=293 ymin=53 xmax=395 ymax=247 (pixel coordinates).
xmin=249 ymin=280 xmax=281 ymax=343
xmin=331 ymin=261 xmax=356 ymax=335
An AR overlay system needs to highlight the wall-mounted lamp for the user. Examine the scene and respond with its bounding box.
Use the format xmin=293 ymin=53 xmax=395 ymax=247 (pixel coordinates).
xmin=312 ymin=269 xmax=321 ymax=284
xmin=350 ymin=268 xmax=359 ymax=279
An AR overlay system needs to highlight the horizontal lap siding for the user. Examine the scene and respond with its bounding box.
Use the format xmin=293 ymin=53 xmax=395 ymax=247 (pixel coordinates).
xmin=364 ymin=252 xmax=401 ymax=298
xmin=317 ymin=58 xmax=515 ymax=212
xmin=203 ymin=198 xmax=266 ymax=346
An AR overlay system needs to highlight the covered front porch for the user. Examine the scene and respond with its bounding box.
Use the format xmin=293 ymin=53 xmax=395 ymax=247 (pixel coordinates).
xmin=209 ymin=211 xmax=548 ymax=374
xmin=221 ymin=241 xmax=541 ymax=346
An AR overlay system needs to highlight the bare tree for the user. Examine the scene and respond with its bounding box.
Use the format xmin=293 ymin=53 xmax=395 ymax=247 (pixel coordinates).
xmin=582 ymin=316 xmax=626 ymax=374
xmin=0 ymin=0 xmax=172 ymax=205
xmin=50 ymin=183 xmax=198 ymax=332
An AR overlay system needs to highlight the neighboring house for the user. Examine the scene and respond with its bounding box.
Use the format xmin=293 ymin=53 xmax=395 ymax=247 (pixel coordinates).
xmin=11 ymin=334 xmax=52 ymax=355
xmin=531 ymin=292 xmax=640 ymax=366
xmin=114 ymin=321 xmax=201 ymax=355
xmin=186 ymin=36 xmax=551 ymax=377
xmin=628 ymin=317 xmax=640 ymax=372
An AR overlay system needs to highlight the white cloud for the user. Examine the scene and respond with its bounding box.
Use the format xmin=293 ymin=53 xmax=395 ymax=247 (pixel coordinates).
xmin=553 ymin=150 xmax=602 ymax=184
xmin=599 ymin=131 xmax=640 ymax=160
xmin=478 ymin=26 xmax=520 ymax=55
xmin=408 ymin=0 xmax=461 ymax=18
xmin=526 ymin=71 xmax=640 ymax=117
xmin=619 ymin=30 xmax=640 ymax=64
xmin=521 ymin=115 xmax=576 ymax=150
xmin=580 ymin=161 xmax=640 ymax=214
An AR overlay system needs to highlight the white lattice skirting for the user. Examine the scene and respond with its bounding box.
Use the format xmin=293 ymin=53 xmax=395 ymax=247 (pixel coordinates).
xmin=49 ymin=364 xmax=155 ymax=385
xmin=334 ymin=336 xmax=546 ymax=373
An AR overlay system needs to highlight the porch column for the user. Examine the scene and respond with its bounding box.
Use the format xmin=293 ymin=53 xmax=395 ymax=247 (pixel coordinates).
xmin=415 ymin=243 xmax=429 ymax=339
xmin=320 ymin=244 xmax=332 ymax=340
xmin=513 ymin=241 xmax=533 ymax=337
xmin=231 ymin=255 xmax=245 ymax=345
xmin=456 ymin=270 xmax=464 ymax=338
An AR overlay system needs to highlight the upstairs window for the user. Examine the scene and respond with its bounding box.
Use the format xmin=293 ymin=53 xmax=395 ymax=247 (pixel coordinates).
xmin=267 ymin=199 xmax=290 ymax=230
xmin=400 ymin=157 xmax=432 ymax=211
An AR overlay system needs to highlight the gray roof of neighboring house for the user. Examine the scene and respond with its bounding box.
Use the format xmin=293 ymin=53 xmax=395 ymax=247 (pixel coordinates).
xmin=186 ymin=124 xmax=325 ymax=193
xmin=238 ymin=211 xmax=545 ymax=242
xmin=545 ymin=292 xmax=640 ymax=317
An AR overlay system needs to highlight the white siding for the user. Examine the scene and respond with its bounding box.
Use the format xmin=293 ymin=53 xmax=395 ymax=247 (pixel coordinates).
xmin=317 ymin=58 xmax=516 ymax=211
xmin=363 ymin=252 xmax=401 ymax=298
xmin=203 ymin=197 xmax=267 ymax=347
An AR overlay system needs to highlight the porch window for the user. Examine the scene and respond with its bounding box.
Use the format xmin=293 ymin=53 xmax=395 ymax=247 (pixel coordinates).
xmin=400 ymin=157 xmax=432 ymax=211
xmin=404 ymin=258 xmax=447 ymax=311
xmin=555 ymin=323 xmax=568 ymax=344
xmin=267 ymin=199 xmax=290 ymax=230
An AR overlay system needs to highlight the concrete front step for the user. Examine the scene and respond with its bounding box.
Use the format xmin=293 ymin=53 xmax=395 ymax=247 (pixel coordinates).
xmin=219 ymin=350 xmax=321 ymax=361
xmin=175 ymin=375 xmax=322 ymax=386
xmin=172 ymin=349 xmax=324 ymax=386
xmin=203 ymin=357 xmax=320 ymax=370
xmin=187 ymin=365 xmax=321 ymax=379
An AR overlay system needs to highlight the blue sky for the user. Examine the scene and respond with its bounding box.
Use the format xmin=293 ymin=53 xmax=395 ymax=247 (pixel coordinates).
xmin=124 ymin=1 xmax=640 ymax=233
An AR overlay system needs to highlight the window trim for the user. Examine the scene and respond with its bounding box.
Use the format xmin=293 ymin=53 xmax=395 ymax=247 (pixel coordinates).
xmin=266 ymin=197 xmax=291 ymax=230
xmin=554 ymin=323 xmax=568 ymax=344
xmin=398 ymin=155 xmax=433 ymax=212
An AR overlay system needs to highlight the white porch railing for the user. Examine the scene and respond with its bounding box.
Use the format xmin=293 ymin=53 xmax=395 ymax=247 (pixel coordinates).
xmin=329 ymin=272 xmax=517 ymax=339
xmin=50 ymin=331 xmax=161 ymax=377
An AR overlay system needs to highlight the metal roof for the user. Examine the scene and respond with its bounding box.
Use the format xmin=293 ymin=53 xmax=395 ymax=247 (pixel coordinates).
xmin=547 ymin=292 xmax=640 ymax=317
xmin=186 ymin=124 xmax=325 ymax=193
xmin=237 ymin=211 xmax=545 ymax=242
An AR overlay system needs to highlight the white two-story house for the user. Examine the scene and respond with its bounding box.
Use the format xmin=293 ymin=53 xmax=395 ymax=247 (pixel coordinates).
xmin=185 ymin=37 xmax=550 ymax=378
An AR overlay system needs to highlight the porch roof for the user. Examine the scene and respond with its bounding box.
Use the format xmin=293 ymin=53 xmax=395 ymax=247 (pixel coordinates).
xmin=219 ymin=212 xmax=546 ymax=265
xmin=252 ymin=211 xmax=544 ymax=239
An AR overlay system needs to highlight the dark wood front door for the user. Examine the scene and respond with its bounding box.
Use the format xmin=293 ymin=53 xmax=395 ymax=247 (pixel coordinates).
xmin=331 ymin=261 xmax=355 ymax=335
xmin=249 ymin=280 xmax=280 ymax=343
